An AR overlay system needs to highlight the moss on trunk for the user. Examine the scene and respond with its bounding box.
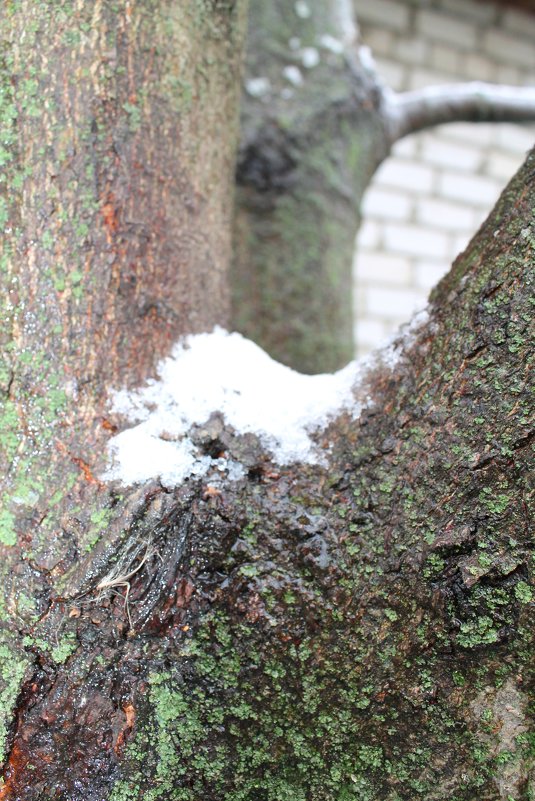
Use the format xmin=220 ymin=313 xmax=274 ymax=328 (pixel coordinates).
xmin=0 ymin=0 xmax=247 ymax=779
xmin=0 ymin=2 xmax=533 ymax=798
xmin=2 ymin=142 xmax=533 ymax=797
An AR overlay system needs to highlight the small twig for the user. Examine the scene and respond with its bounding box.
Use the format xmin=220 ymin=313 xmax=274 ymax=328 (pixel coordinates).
xmin=96 ymin=547 xmax=152 ymax=592
xmin=107 ymin=583 xmax=134 ymax=629
xmin=96 ymin=546 xmax=153 ymax=630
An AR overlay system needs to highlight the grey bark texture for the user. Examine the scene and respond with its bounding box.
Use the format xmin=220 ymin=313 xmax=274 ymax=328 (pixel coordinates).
xmin=384 ymin=82 xmax=535 ymax=144
xmin=232 ymin=0 xmax=389 ymax=374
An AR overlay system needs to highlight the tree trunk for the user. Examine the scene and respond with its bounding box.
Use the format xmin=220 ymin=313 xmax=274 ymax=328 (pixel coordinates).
xmin=0 ymin=0 xmax=247 ymax=793
xmin=232 ymin=0 xmax=389 ymax=374
xmin=232 ymin=0 xmax=535 ymax=374
xmin=0 ymin=3 xmax=534 ymax=800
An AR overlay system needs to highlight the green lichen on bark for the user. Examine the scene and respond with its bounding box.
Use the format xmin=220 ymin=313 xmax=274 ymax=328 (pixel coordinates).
xmin=106 ymin=153 xmax=534 ymax=800
xmin=0 ymin=631 xmax=32 ymax=764
xmin=0 ymin=2 xmax=247 ymax=782
xmin=3 ymin=144 xmax=528 ymax=795
xmin=0 ymin=0 xmax=246 ymax=596
xmin=0 ymin=3 xmax=533 ymax=797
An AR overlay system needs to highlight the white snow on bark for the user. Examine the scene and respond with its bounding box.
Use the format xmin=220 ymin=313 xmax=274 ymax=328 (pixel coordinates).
xmin=103 ymin=315 xmax=428 ymax=488
xmin=332 ymin=0 xmax=358 ymax=45
xmin=104 ymin=329 xmax=360 ymax=486
xmin=245 ymin=77 xmax=271 ymax=98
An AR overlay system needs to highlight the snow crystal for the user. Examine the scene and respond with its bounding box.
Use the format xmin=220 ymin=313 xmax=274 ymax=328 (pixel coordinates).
xmin=301 ymin=47 xmax=320 ymax=68
xmin=104 ymin=329 xmax=366 ymax=487
xmin=283 ymin=65 xmax=303 ymax=87
xmin=245 ymin=77 xmax=271 ymax=98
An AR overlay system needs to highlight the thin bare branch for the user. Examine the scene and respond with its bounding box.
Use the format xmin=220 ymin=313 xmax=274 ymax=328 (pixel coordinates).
xmin=383 ymin=82 xmax=535 ymax=145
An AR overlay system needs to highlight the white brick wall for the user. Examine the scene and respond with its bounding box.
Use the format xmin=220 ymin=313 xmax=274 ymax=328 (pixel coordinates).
xmin=355 ymin=0 xmax=411 ymax=31
xmin=438 ymin=172 xmax=499 ymax=206
xmin=483 ymin=31 xmax=535 ymax=69
xmin=503 ymin=7 xmax=535 ymax=38
xmin=383 ymin=224 xmax=450 ymax=259
xmin=353 ymin=0 xmax=535 ymax=356
xmin=374 ymin=160 xmax=435 ymax=193
xmin=420 ymin=139 xmax=482 ymax=171
xmin=415 ymin=198 xmax=475 ymax=231
xmin=417 ymin=10 xmax=477 ymax=49
xmin=362 ymin=188 xmax=412 ymax=221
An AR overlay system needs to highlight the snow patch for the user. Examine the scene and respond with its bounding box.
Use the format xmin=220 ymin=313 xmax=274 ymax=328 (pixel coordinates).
xmin=245 ymin=77 xmax=271 ymax=98
xmin=104 ymin=329 xmax=366 ymax=487
xmin=104 ymin=312 xmax=429 ymax=488
xmin=332 ymin=0 xmax=358 ymax=45
xmin=295 ymin=1 xmax=311 ymax=19
xmin=318 ymin=34 xmax=345 ymax=55
xmin=358 ymin=45 xmax=377 ymax=74
xmin=381 ymin=307 xmax=429 ymax=368
xmin=301 ymin=47 xmax=320 ymax=68
xmin=283 ymin=65 xmax=304 ymax=87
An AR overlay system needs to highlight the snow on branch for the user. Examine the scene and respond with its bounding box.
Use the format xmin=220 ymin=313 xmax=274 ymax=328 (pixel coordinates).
xmin=383 ymin=82 xmax=535 ymax=145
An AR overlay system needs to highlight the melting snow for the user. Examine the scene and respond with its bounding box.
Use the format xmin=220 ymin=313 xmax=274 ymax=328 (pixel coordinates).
xmin=103 ymin=314 xmax=429 ymax=488
xmin=104 ymin=328 xmax=367 ymax=487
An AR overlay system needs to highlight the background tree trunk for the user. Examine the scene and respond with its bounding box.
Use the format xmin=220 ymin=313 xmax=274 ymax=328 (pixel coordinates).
xmin=232 ymin=0 xmax=389 ymax=374
xmin=232 ymin=0 xmax=535 ymax=374
xmin=0 ymin=2 xmax=533 ymax=800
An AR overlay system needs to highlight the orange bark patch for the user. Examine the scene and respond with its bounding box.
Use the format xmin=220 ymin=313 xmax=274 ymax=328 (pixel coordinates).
xmin=72 ymin=456 xmax=103 ymax=486
xmin=101 ymin=417 xmax=118 ymax=433
xmin=202 ymin=485 xmax=223 ymax=502
xmin=114 ymin=703 xmax=136 ymax=754
xmin=55 ymin=439 xmax=104 ymax=487
xmin=0 ymin=743 xmax=29 ymax=800
xmin=101 ymin=195 xmax=119 ymax=243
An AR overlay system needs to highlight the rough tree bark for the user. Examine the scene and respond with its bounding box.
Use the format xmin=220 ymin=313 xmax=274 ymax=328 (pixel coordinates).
xmin=0 ymin=2 xmax=533 ymax=800
xmin=0 ymin=0 xmax=248 ymax=793
xmin=232 ymin=0 xmax=535 ymax=373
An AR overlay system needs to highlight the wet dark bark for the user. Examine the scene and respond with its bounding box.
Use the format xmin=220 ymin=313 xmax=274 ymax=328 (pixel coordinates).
xmin=2 ymin=131 xmax=534 ymax=798
xmin=0 ymin=2 xmax=534 ymax=800
xmin=0 ymin=0 xmax=248 ymax=794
